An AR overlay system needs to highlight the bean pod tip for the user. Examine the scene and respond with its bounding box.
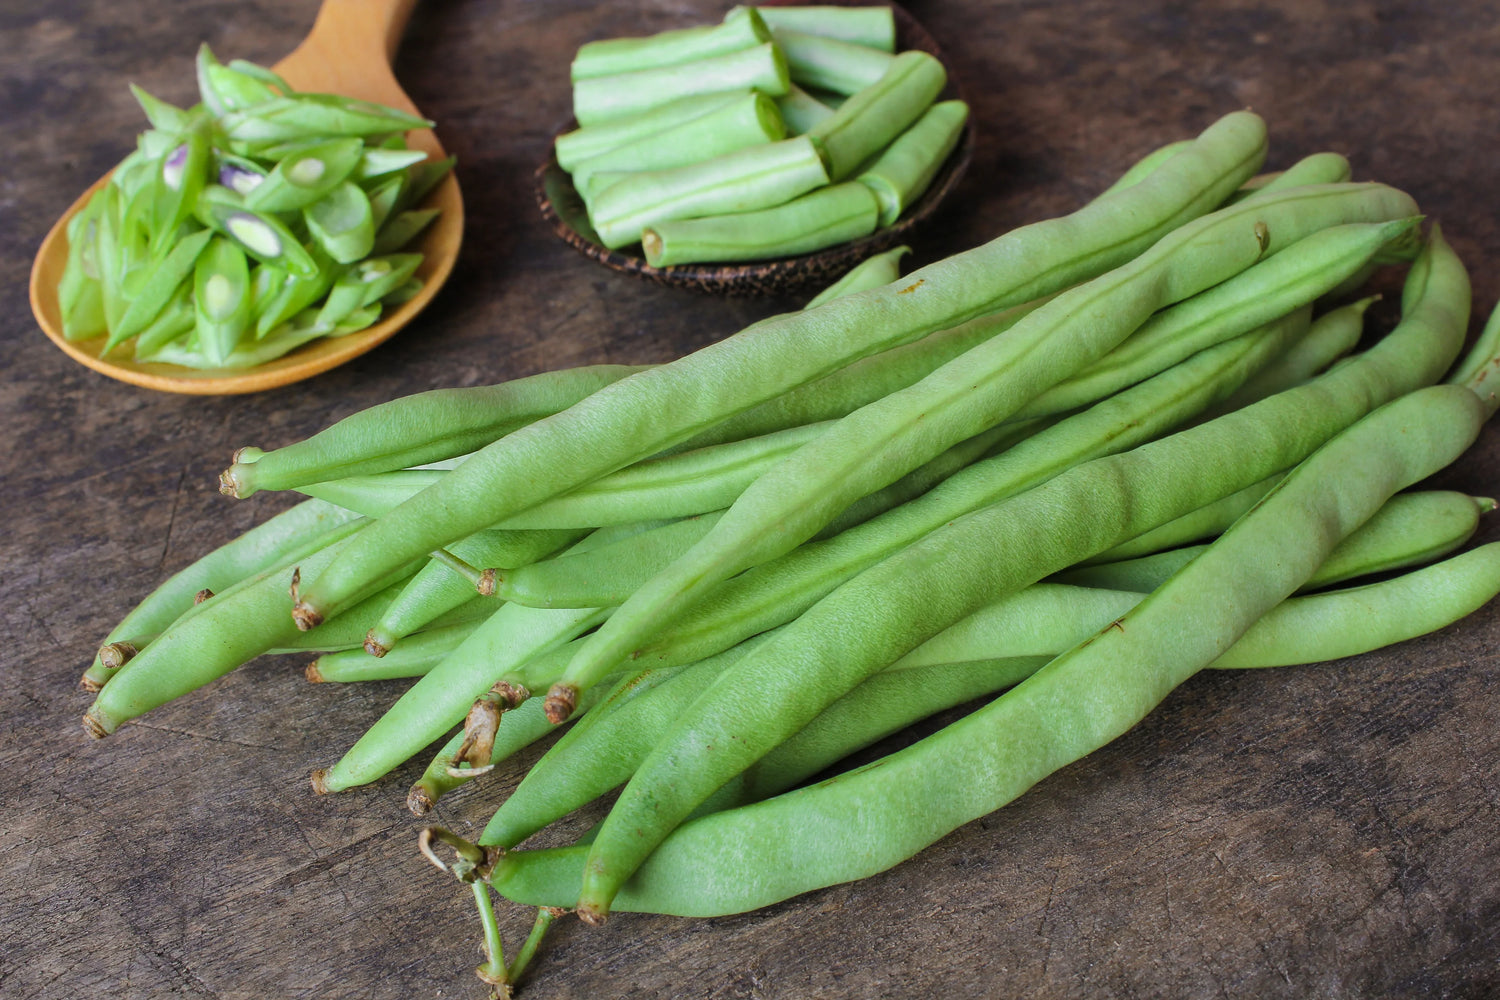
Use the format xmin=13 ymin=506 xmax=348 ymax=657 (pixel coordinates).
xmin=543 ymin=683 xmax=578 ymax=724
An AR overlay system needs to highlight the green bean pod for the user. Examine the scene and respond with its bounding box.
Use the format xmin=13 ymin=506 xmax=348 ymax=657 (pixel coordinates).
xmin=290 ymin=112 xmax=1269 ymax=634
xmin=554 ymin=185 xmax=1419 ymax=707
xmin=806 ymin=50 xmax=947 ymax=180
xmin=570 ymin=9 xmax=771 ymax=81
xmin=83 ymin=516 xmax=421 ymax=737
xmin=771 ymin=27 xmax=896 ymax=95
xmin=1096 ymin=140 xmax=1195 ymax=198
xmin=221 ymin=365 xmax=648 ymax=498
xmin=1011 ymin=218 xmax=1417 ymax=422
xmin=308 ymin=622 xmax=478 ymax=683
xmin=496 ymin=422 xmax=829 ymax=529
xmin=1054 ymin=489 xmax=1490 ymax=593
xmin=569 ymin=231 xmax=1470 ymax=920
xmin=856 ymin=99 xmax=969 ymax=227
xmin=588 ymin=136 xmax=830 ymax=250
xmin=477 ymin=533 xmax=1500 ymax=915
xmin=569 ymin=92 xmax=785 ymax=196
xmin=483 ymin=636 xmax=772 ymax=849
xmin=642 ymin=181 xmax=879 ymax=267
xmin=580 ymin=314 xmax=1303 ymax=704
xmin=81 ymin=498 xmax=359 ymax=691
xmin=675 ymin=297 xmax=1044 ymax=453
xmin=1230 ymin=151 xmax=1353 ymax=203
xmin=364 ymin=528 xmax=584 ymax=656
xmin=1204 ymin=295 xmax=1373 ymax=417
xmin=805 ymin=245 xmax=910 ymax=308
xmin=572 ymin=42 xmax=789 ymax=127
xmin=737 ymin=5 xmax=896 ymax=51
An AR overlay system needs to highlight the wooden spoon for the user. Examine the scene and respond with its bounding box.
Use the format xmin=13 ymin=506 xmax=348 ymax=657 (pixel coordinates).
xmin=28 ymin=0 xmax=463 ymax=395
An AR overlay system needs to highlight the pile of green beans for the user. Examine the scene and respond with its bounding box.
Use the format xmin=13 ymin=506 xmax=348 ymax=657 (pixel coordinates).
xmin=552 ymin=5 xmax=968 ymax=264
xmin=78 ymin=110 xmax=1500 ymax=997
xmin=56 ymin=45 xmax=451 ymax=368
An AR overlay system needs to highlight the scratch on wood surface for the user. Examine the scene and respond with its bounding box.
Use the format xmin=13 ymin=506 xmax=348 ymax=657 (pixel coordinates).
xmin=154 ymin=463 xmax=190 ymax=574
xmin=129 ymin=721 xmax=284 ymax=754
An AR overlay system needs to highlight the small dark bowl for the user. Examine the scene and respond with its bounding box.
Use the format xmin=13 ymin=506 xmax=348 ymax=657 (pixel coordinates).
xmin=534 ymin=0 xmax=974 ymax=297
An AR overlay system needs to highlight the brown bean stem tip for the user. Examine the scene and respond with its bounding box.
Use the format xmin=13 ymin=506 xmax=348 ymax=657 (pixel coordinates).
xmin=82 ymin=710 xmax=112 ymax=740
xmin=407 ymin=784 xmax=436 ymax=816
xmin=477 ymin=568 xmax=498 ymax=597
xmin=363 ymin=630 xmax=389 ymax=658
xmin=309 ymin=768 xmax=332 ymax=795
xmin=304 ymin=660 xmax=324 ymax=683
xmin=292 ymin=601 xmax=323 ymax=632
xmin=543 ymin=683 xmax=578 ymax=724
xmin=78 ymin=674 xmax=104 ymax=694
xmin=575 ymin=903 xmax=608 ymax=927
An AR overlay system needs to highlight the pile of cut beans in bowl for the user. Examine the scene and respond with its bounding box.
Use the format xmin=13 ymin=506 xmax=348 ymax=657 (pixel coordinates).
xmin=70 ymin=5 xmax=1500 ymax=998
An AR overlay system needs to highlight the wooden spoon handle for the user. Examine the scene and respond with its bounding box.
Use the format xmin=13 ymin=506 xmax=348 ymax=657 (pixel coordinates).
xmin=273 ymin=0 xmax=422 ymax=113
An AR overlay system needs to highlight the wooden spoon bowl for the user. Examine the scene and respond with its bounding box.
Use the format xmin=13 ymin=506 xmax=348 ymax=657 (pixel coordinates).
xmin=28 ymin=0 xmax=463 ymax=395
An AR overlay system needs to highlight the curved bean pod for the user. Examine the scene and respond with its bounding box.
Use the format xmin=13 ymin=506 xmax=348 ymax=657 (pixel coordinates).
xmin=292 ymin=112 xmax=1270 ymax=632
xmin=486 ymin=536 xmax=1500 ymax=916
xmin=1202 ymin=294 xmax=1373 ymax=418
xmin=553 ymin=184 xmax=1416 ymax=707
xmin=621 ymin=312 xmax=1307 ymax=682
xmin=83 ymin=517 xmax=422 ymax=737
xmin=364 ymin=528 xmax=585 ymax=656
xmin=571 ymin=232 xmax=1469 ymax=920
xmin=81 ymin=497 xmax=357 ymax=690
xmin=307 ymin=621 xmax=478 ymax=683
xmin=220 ymin=365 xmax=649 ymax=498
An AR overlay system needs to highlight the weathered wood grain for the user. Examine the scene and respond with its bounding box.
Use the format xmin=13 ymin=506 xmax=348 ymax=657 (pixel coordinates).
xmin=1 ymin=1 xmax=1496 ymax=998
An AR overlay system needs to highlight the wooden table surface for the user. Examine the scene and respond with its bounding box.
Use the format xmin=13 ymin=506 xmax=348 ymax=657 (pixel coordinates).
xmin=3 ymin=2 xmax=1498 ymax=998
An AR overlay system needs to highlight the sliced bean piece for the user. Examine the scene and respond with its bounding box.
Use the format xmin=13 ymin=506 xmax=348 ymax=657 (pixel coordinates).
xmin=303 ymin=180 xmax=376 ymax=263
xmin=642 ymin=181 xmax=878 ymax=267
xmin=193 ymin=236 xmax=253 ymax=366
xmin=244 ymin=136 xmax=364 ymax=212
xmin=572 ymin=42 xmax=789 ymax=127
xmin=856 ymin=99 xmax=969 ymax=227
xmin=569 ymin=92 xmax=785 ymax=195
xmin=775 ymin=83 xmax=835 ymax=135
xmin=372 ymin=209 xmax=440 ymax=255
xmin=589 ymin=136 xmax=830 ymax=250
xmin=554 ymin=93 xmax=746 ymax=172
xmin=108 ymin=228 xmax=215 ymax=347
xmin=570 ymin=9 xmax=771 ymax=81
xmin=736 ymin=5 xmax=896 ymax=51
xmin=771 ymin=27 xmax=896 ymax=95
xmin=806 ymin=50 xmax=946 ymax=180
